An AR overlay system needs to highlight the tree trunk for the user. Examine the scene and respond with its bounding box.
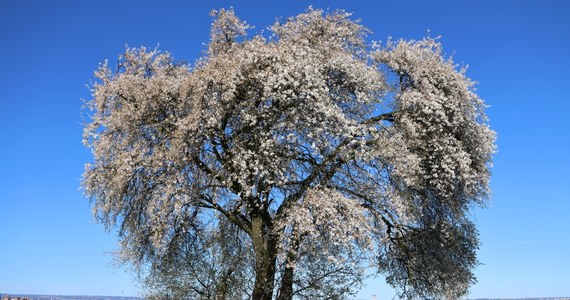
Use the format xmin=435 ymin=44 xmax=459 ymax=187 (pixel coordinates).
xmin=276 ymin=265 xmax=294 ymax=300
xmin=276 ymin=234 xmax=299 ymax=300
xmin=251 ymin=213 xmax=277 ymax=300
xmin=215 ymin=268 xmax=232 ymax=300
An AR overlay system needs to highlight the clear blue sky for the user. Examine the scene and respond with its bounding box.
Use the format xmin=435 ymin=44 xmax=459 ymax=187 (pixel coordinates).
xmin=1 ymin=1 xmax=568 ymax=298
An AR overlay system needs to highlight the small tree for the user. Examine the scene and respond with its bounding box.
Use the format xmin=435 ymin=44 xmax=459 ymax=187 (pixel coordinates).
xmin=83 ymin=8 xmax=495 ymax=300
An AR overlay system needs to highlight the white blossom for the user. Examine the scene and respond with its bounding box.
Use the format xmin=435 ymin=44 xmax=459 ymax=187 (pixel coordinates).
xmin=82 ymin=7 xmax=495 ymax=300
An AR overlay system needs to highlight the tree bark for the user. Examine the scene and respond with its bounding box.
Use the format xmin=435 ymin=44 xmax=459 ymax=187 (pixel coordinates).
xmin=251 ymin=213 xmax=277 ymax=300
xmin=276 ymin=265 xmax=294 ymax=300
xmin=277 ymin=234 xmax=300 ymax=300
xmin=215 ymin=268 xmax=232 ymax=300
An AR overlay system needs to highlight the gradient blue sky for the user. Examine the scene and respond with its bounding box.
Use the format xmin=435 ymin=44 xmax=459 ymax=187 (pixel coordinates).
xmin=1 ymin=1 xmax=569 ymax=299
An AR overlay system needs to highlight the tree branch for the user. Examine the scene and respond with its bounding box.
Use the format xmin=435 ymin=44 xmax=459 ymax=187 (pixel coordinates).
xmin=361 ymin=112 xmax=394 ymax=124
xmin=197 ymin=194 xmax=252 ymax=235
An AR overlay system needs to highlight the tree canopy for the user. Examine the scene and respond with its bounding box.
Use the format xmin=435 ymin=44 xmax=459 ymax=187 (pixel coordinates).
xmin=83 ymin=7 xmax=495 ymax=300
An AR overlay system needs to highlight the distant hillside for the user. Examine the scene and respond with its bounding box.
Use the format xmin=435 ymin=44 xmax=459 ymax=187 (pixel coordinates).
xmin=473 ymin=298 xmax=570 ymax=300
xmin=354 ymin=298 xmax=570 ymax=300
xmin=0 ymin=295 xmax=142 ymax=300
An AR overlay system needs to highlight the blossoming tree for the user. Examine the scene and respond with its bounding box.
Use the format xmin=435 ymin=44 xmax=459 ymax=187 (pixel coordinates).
xmin=83 ymin=8 xmax=495 ymax=300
